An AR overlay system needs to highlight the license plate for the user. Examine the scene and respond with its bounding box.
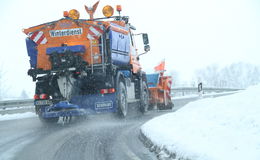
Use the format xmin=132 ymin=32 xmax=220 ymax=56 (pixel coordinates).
xmin=35 ymin=100 xmax=52 ymax=106
xmin=95 ymin=101 xmax=113 ymax=109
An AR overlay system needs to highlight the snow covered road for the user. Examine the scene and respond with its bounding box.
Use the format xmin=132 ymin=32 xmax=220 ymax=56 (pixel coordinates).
xmin=0 ymin=96 xmax=202 ymax=160
xmin=0 ymin=91 xmax=240 ymax=160
xmin=0 ymin=103 xmax=162 ymax=160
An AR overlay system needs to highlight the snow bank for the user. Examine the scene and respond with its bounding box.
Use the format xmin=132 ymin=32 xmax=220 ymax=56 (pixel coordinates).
xmin=141 ymin=84 xmax=260 ymax=160
xmin=0 ymin=112 xmax=37 ymax=121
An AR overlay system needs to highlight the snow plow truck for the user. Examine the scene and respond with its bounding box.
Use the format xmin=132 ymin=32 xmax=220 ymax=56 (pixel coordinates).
xmin=23 ymin=2 xmax=172 ymax=123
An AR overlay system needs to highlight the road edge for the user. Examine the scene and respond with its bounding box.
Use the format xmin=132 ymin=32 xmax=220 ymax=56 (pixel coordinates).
xmin=139 ymin=129 xmax=191 ymax=160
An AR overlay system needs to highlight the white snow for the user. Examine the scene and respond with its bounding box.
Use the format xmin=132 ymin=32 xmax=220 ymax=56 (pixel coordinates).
xmin=0 ymin=112 xmax=37 ymax=122
xmin=141 ymin=84 xmax=260 ymax=160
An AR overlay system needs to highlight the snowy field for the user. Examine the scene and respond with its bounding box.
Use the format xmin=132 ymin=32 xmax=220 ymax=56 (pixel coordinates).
xmin=141 ymin=84 xmax=260 ymax=160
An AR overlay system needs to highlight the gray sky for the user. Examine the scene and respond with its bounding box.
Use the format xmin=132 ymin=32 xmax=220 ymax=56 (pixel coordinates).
xmin=0 ymin=0 xmax=259 ymax=97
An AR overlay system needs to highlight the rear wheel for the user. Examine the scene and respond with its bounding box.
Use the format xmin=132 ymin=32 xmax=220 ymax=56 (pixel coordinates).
xmin=140 ymin=81 xmax=149 ymax=113
xmin=117 ymin=81 xmax=128 ymax=118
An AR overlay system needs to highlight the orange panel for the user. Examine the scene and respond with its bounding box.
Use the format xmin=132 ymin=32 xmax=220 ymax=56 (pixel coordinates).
xmin=24 ymin=19 xmax=105 ymax=70
xmin=148 ymin=75 xmax=172 ymax=105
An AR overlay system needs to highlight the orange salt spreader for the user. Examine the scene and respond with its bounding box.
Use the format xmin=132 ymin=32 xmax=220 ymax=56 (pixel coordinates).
xmin=146 ymin=60 xmax=174 ymax=110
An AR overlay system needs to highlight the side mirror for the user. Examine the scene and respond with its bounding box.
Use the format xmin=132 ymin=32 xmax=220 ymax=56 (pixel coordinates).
xmin=136 ymin=33 xmax=150 ymax=58
xmin=144 ymin=45 xmax=150 ymax=52
xmin=142 ymin=33 xmax=149 ymax=45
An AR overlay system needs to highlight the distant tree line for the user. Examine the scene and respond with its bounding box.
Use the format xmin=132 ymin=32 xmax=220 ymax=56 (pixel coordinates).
xmin=194 ymin=62 xmax=260 ymax=89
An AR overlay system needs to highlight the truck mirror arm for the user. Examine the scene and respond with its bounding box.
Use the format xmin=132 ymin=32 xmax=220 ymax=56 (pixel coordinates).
xmin=137 ymin=51 xmax=148 ymax=59
xmin=137 ymin=44 xmax=150 ymax=60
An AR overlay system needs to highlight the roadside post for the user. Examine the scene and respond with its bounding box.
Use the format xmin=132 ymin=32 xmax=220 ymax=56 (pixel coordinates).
xmin=198 ymin=82 xmax=203 ymax=97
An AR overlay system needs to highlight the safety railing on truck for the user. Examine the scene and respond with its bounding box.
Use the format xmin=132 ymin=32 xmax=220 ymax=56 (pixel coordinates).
xmin=89 ymin=27 xmax=106 ymax=73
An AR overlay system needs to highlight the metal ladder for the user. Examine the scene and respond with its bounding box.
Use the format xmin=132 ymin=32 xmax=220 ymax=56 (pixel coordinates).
xmin=89 ymin=33 xmax=106 ymax=74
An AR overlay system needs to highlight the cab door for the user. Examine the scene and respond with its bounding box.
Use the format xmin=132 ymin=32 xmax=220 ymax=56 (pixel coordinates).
xmin=129 ymin=31 xmax=141 ymax=73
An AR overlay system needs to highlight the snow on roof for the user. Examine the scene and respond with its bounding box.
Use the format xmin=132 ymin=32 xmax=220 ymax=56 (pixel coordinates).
xmin=141 ymin=84 xmax=260 ymax=160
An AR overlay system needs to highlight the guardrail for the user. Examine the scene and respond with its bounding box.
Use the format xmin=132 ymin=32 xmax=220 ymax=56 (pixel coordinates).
xmin=171 ymin=87 xmax=242 ymax=96
xmin=0 ymin=99 xmax=34 ymax=115
xmin=171 ymin=87 xmax=241 ymax=92
xmin=0 ymin=99 xmax=34 ymax=110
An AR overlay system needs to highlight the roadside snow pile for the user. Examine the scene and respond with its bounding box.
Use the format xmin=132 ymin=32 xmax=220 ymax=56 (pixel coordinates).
xmin=0 ymin=112 xmax=37 ymax=121
xmin=141 ymin=84 xmax=260 ymax=160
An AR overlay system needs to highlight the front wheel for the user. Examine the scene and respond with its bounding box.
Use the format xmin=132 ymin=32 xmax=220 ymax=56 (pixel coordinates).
xmin=157 ymin=102 xmax=174 ymax=110
xmin=117 ymin=81 xmax=128 ymax=118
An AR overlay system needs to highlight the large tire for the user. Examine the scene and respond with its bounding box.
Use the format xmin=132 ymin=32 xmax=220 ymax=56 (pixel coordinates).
xmin=140 ymin=81 xmax=149 ymax=113
xmin=117 ymin=81 xmax=128 ymax=118
xmin=157 ymin=102 xmax=174 ymax=110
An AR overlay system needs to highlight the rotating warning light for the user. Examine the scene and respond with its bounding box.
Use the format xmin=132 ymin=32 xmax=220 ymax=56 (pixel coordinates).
xmin=116 ymin=5 xmax=122 ymax=12
xmin=102 ymin=5 xmax=114 ymax=18
xmin=63 ymin=11 xmax=69 ymax=17
xmin=68 ymin=9 xmax=80 ymax=19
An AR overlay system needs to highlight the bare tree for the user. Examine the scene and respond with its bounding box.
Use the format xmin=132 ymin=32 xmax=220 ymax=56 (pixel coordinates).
xmin=170 ymin=70 xmax=180 ymax=87
xmin=195 ymin=64 xmax=220 ymax=87
xmin=194 ymin=63 xmax=260 ymax=89
xmin=20 ymin=89 xmax=29 ymax=99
